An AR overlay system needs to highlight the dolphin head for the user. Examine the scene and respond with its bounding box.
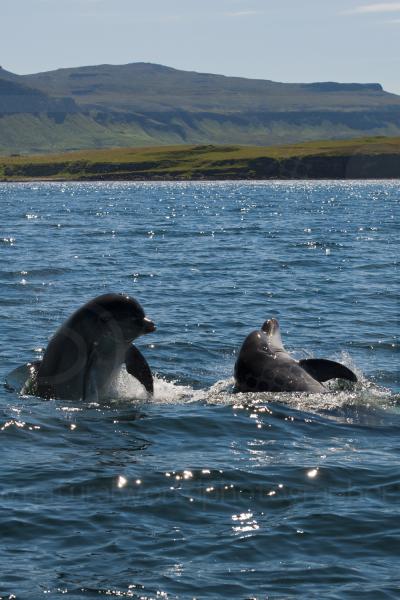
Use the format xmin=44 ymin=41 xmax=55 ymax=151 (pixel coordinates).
xmin=89 ymin=293 xmax=156 ymax=343
xmin=261 ymin=318 xmax=284 ymax=352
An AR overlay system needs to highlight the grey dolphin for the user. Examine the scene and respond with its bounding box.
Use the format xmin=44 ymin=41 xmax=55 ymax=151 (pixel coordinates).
xmin=234 ymin=318 xmax=357 ymax=393
xmin=6 ymin=293 xmax=156 ymax=400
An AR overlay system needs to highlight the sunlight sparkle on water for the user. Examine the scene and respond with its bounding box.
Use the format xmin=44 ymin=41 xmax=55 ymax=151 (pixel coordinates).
xmin=307 ymin=469 xmax=319 ymax=479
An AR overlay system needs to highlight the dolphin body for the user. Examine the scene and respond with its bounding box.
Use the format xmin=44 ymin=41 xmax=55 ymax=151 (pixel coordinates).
xmin=6 ymin=293 xmax=156 ymax=400
xmin=234 ymin=318 xmax=357 ymax=393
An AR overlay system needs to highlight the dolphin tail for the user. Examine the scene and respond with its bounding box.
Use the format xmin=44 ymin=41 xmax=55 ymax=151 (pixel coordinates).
xmin=299 ymin=358 xmax=357 ymax=383
xmin=5 ymin=361 xmax=42 ymax=394
xmin=125 ymin=345 xmax=154 ymax=395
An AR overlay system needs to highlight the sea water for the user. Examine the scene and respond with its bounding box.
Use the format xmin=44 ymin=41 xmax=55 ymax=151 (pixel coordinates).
xmin=0 ymin=181 xmax=399 ymax=599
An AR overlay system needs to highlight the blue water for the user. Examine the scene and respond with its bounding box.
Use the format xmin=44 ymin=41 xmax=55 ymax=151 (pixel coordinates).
xmin=0 ymin=181 xmax=399 ymax=599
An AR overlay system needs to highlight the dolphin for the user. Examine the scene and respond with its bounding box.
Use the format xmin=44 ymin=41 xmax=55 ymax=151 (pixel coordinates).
xmin=6 ymin=293 xmax=156 ymax=400
xmin=234 ymin=318 xmax=357 ymax=393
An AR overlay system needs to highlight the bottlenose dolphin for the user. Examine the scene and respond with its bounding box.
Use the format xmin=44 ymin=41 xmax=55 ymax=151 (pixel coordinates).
xmin=6 ymin=293 xmax=156 ymax=400
xmin=234 ymin=318 xmax=357 ymax=393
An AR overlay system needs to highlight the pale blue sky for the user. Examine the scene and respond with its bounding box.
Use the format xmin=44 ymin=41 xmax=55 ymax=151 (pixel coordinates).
xmin=1 ymin=0 xmax=399 ymax=94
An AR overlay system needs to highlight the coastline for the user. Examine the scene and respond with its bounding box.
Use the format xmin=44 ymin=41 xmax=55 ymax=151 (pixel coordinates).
xmin=1 ymin=137 xmax=399 ymax=182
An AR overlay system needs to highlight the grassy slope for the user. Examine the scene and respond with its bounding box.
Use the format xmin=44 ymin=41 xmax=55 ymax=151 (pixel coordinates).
xmin=2 ymin=111 xmax=400 ymax=156
xmin=0 ymin=114 xmax=178 ymax=155
xmin=0 ymin=136 xmax=399 ymax=180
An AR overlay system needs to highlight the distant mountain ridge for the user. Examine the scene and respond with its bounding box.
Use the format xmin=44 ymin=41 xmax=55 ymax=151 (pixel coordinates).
xmin=1 ymin=62 xmax=400 ymax=154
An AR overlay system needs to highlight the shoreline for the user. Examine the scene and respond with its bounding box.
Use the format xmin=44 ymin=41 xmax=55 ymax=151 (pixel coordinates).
xmin=1 ymin=137 xmax=399 ymax=182
xmin=1 ymin=175 xmax=400 ymax=183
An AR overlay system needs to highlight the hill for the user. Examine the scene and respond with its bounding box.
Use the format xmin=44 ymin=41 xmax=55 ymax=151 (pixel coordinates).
xmin=21 ymin=63 xmax=397 ymax=113
xmin=1 ymin=136 xmax=399 ymax=180
xmin=1 ymin=63 xmax=400 ymax=154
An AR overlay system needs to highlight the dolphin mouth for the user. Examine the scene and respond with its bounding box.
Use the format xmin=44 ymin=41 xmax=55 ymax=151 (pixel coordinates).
xmin=261 ymin=318 xmax=279 ymax=334
xmin=142 ymin=317 xmax=156 ymax=334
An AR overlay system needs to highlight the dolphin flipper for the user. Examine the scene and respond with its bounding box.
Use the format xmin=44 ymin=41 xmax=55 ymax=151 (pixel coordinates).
xmin=299 ymin=359 xmax=357 ymax=383
xmin=125 ymin=345 xmax=154 ymax=394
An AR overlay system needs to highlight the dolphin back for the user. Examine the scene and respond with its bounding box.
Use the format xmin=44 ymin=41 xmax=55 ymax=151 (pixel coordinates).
xmin=233 ymin=330 xmax=319 ymax=392
xmin=234 ymin=327 xmax=326 ymax=393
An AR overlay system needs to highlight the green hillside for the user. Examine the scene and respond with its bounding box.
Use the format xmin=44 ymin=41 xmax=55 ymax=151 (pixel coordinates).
xmin=1 ymin=137 xmax=399 ymax=180
xmin=3 ymin=110 xmax=399 ymax=157
xmin=1 ymin=63 xmax=400 ymax=154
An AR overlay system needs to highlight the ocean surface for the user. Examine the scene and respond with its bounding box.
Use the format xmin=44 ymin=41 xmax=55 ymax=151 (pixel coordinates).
xmin=0 ymin=181 xmax=399 ymax=600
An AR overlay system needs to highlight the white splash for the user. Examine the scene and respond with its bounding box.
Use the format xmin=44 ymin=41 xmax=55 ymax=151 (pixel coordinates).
xmin=8 ymin=358 xmax=397 ymax=418
xmin=105 ymin=360 xmax=397 ymax=417
xmin=107 ymin=366 xmax=204 ymax=405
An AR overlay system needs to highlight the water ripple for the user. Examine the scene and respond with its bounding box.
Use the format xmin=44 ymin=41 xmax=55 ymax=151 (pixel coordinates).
xmin=0 ymin=181 xmax=399 ymax=599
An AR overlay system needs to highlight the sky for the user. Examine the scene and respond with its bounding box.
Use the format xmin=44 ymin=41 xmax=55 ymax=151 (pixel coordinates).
xmin=1 ymin=0 xmax=399 ymax=94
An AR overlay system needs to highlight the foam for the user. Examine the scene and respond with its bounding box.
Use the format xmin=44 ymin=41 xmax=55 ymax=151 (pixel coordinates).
xmin=8 ymin=361 xmax=398 ymax=416
xmin=107 ymin=367 xmax=204 ymax=405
